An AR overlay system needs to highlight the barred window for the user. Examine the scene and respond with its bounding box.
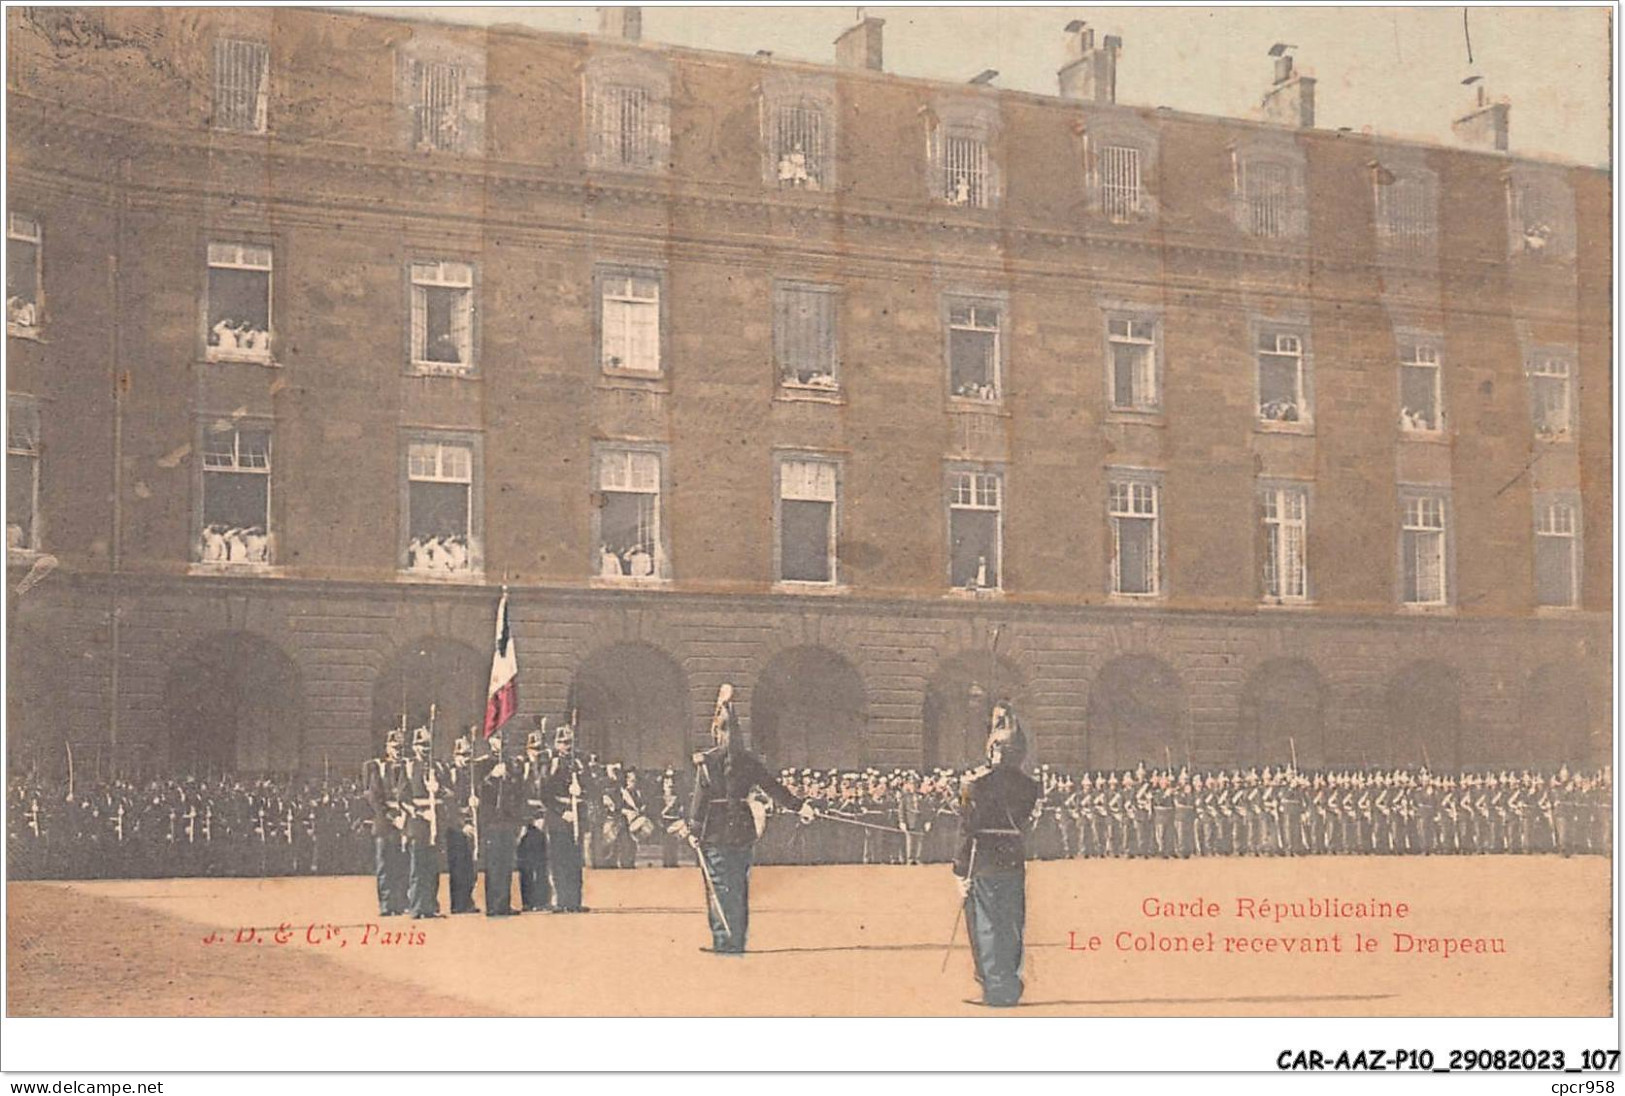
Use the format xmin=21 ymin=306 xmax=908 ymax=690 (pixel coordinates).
xmin=1257 ymin=329 xmax=1307 ymax=425
xmin=1241 ymin=160 xmax=1292 ymax=238
xmin=413 ymin=60 xmax=465 ymax=152
xmin=941 ymin=133 xmax=989 ymax=208
xmin=1100 ymin=144 xmax=1143 ymax=222
xmin=1261 ymin=485 xmax=1308 ymax=602
xmin=778 ymin=457 xmax=838 ymax=584
xmin=948 ymin=470 xmax=1001 ymax=590
xmin=594 ymin=83 xmax=665 ymax=171
xmin=1401 ymin=494 xmax=1448 ymax=606
xmin=1534 ymin=497 xmax=1579 ymax=608
xmin=947 ymin=299 xmax=1001 ymax=401
xmin=1375 ymin=168 xmax=1436 ymax=249
xmin=206 ymin=242 xmax=272 ymax=362
xmin=774 ymin=103 xmax=828 ymax=190
xmin=406 ymin=440 xmax=475 ymax=574
xmin=600 ymin=271 xmax=661 ymax=374
xmin=213 ymin=38 xmax=269 ymax=134
xmin=1399 ymin=339 xmax=1443 ymax=433
xmin=1508 ymin=178 xmax=1573 ymax=258
xmin=775 ymin=283 xmax=838 ymax=390
xmin=7 ymin=213 xmax=41 ymax=335
xmin=199 ymin=426 xmax=271 ymax=566
xmin=7 ymin=397 xmax=39 ymax=553
xmin=1107 ymin=315 xmax=1158 ymax=411
xmin=410 ymin=261 xmax=475 ymax=372
xmin=1527 ymin=355 xmax=1573 ymax=440
xmin=1109 ymin=477 xmax=1160 ymax=596
xmin=596 ymin=449 xmax=665 ymax=580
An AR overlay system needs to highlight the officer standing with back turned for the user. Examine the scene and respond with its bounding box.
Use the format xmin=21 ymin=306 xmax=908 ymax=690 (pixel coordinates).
xmin=953 ymin=700 xmax=1039 ymax=1008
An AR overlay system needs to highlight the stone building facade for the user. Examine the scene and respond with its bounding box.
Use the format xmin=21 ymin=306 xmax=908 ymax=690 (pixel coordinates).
xmin=6 ymin=8 xmax=1611 ymax=777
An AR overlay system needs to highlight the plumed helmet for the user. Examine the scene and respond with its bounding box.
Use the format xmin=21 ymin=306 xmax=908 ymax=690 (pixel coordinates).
xmin=453 ymin=737 xmax=473 ymax=756
xmin=385 ymin=729 xmax=405 ymax=747
xmin=526 ymin=728 xmax=545 ymax=750
xmin=985 ymin=708 xmax=1027 ymax=768
xmin=554 ymin=723 xmax=575 ymax=748
xmin=411 ymin=726 xmax=432 ymax=748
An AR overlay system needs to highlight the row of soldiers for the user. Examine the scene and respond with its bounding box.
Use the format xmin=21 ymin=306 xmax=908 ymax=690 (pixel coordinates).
xmin=1021 ymin=765 xmax=1614 ymax=859
xmin=7 ymin=755 xmax=1612 ymax=881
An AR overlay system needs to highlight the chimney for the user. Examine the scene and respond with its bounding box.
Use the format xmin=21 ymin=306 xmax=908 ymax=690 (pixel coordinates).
xmin=1452 ymin=80 xmax=1510 ymax=151
xmin=1057 ymin=21 xmax=1120 ymax=104
xmin=598 ymin=6 xmax=642 ymax=41
xmin=1261 ymin=45 xmax=1315 ymax=127
xmin=835 ymin=16 xmax=884 ymax=72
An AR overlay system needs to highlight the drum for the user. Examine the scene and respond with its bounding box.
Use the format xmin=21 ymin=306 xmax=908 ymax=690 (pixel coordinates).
xmin=629 ymin=815 xmax=657 ymax=840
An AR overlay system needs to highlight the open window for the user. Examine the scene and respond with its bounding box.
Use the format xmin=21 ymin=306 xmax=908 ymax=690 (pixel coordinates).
xmin=946 ymin=297 xmax=1003 ymax=402
xmin=410 ymin=260 xmax=475 ymax=373
xmin=199 ymin=424 xmax=271 ymax=566
xmin=7 ymin=214 xmax=41 ymax=336
xmin=405 ymin=438 xmax=478 ymax=575
xmin=948 ymin=468 xmax=1002 ymax=591
xmin=595 ymin=447 xmax=666 ymax=581
xmin=206 ymin=242 xmax=272 ymax=362
xmin=778 ymin=457 xmax=838 ymax=584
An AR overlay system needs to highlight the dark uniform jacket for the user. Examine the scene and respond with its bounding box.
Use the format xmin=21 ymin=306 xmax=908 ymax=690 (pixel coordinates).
xmin=689 ymin=746 xmax=804 ymax=848
xmin=362 ymin=757 xmax=401 ymax=838
xmin=953 ymin=765 xmax=1040 ymax=877
xmin=475 ymin=756 xmax=522 ymax=824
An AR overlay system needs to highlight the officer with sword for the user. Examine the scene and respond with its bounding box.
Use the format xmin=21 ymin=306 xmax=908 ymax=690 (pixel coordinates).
xmin=674 ymin=683 xmax=815 ymax=954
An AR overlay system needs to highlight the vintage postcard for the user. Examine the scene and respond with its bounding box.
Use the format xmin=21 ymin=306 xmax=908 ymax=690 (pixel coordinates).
xmin=3 ymin=2 xmax=1614 ymax=1072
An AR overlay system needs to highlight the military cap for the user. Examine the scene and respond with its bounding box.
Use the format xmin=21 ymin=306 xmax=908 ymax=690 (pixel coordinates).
xmin=526 ymin=728 xmax=545 ymax=750
xmin=411 ymin=726 xmax=432 ymax=748
xmin=385 ymin=729 xmax=405 ymax=747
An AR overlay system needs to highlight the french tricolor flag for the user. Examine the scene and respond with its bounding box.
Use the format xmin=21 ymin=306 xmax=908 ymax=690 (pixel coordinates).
xmin=482 ymin=587 xmax=518 ymax=738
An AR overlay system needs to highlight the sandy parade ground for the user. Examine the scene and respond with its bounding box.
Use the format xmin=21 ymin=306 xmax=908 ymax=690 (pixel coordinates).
xmin=6 ymin=855 xmax=1610 ymax=1018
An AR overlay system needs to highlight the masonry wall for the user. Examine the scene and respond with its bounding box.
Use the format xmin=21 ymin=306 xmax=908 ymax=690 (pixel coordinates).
xmin=6 ymin=7 xmax=1611 ymax=778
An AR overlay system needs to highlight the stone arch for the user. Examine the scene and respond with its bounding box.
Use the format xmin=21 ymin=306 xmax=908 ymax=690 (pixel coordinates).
xmin=566 ymin=641 xmax=690 ymax=769
xmin=1523 ymin=662 xmax=1597 ymax=768
xmin=750 ymin=645 xmax=867 ymax=769
xmin=922 ymin=651 xmax=1029 ymax=770
xmin=1085 ymin=655 xmax=1185 ymax=773
xmin=1239 ymin=658 xmax=1326 ymax=770
xmin=164 ymin=631 xmax=304 ymax=775
xmin=369 ymin=636 xmax=487 ymax=760
xmin=6 ymin=624 xmax=72 ymax=776
xmin=1381 ymin=660 xmax=1462 ymax=770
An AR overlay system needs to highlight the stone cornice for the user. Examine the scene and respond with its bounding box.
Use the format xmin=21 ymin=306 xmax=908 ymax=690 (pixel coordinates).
xmin=10 ymin=564 xmax=1610 ymax=640
xmin=8 ymin=95 xmax=1594 ymax=296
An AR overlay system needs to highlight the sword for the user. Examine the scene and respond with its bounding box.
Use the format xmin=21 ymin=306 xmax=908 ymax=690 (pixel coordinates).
xmin=942 ymin=837 xmax=977 ymax=974
xmin=689 ymin=835 xmax=731 ymax=939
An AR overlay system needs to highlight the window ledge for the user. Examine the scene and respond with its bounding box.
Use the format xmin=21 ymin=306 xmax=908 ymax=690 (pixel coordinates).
xmin=188 ymin=562 xmax=282 ymax=578
xmin=947 ymin=396 xmax=1005 ymax=414
xmin=599 ymin=371 xmax=669 ymax=392
xmin=1258 ymin=598 xmax=1317 ymax=611
xmin=1534 ymin=432 xmax=1577 ymax=446
xmin=1254 ymin=421 xmax=1315 ymax=437
xmin=397 ymin=569 xmax=485 ymax=585
xmin=1397 ymin=603 xmax=1455 ymax=616
xmin=6 ymin=547 xmax=45 ymax=567
xmin=407 ymin=363 xmax=479 ymax=380
xmin=946 ymin=586 xmax=1004 ymax=600
xmin=8 ymin=325 xmax=43 ymax=342
xmin=1108 ymin=592 xmax=1166 ymax=605
xmin=773 ymin=581 xmax=848 ymax=596
xmin=1399 ymin=429 xmax=1449 ymax=445
xmin=1105 ymin=409 xmax=1165 ymax=427
xmin=776 ymin=385 xmax=844 ymax=405
xmin=205 ymin=354 xmax=281 ymax=369
xmin=1533 ymin=604 xmax=1583 ymax=616
xmin=591 ymin=576 xmax=672 ymax=590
